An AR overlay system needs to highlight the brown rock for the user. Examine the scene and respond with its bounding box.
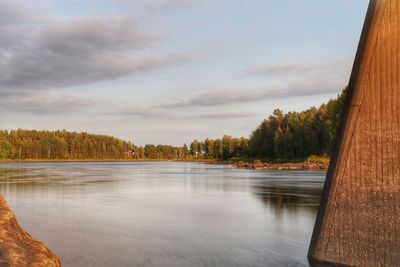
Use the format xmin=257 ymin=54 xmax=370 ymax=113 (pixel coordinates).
xmin=252 ymin=160 xmax=263 ymax=169
xmin=0 ymin=196 xmax=61 ymax=267
xmin=236 ymin=161 xmax=246 ymax=168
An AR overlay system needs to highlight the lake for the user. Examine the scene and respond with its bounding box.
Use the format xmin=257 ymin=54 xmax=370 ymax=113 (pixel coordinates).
xmin=0 ymin=162 xmax=325 ymax=267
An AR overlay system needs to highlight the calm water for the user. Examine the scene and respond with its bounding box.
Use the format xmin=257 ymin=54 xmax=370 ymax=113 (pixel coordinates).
xmin=0 ymin=162 xmax=325 ymax=267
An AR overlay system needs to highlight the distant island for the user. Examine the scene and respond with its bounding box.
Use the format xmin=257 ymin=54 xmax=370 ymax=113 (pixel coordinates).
xmin=0 ymin=89 xmax=346 ymax=166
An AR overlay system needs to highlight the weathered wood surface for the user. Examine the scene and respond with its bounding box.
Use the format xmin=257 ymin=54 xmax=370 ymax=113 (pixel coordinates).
xmin=308 ymin=0 xmax=400 ymax=266
xmin=0 ymin=196 xmax=60 ymax=267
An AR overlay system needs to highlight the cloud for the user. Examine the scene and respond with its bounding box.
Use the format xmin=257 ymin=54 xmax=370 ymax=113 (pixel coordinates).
xmin=146 ymin=59 xmax=349 ymax=109
xmin=152 ymin=59 xmax=350 ymax=109
xmin=0 ymin=90 xmax=93 ymax=114
xmin=0 ymin=1 xmax=190 ymax=91
xmin=108 ymin=105 xmax=260 ymax=120
xmin=157 ymin=70 xmax=347 ymax=109
xmin=109 ymin=107 xmax=167 ymax=119
xmin=111 ymin=66 xmax=345 ymax=116
xmin=0 ymin=0 xmax=195 ymax=115
xmin=141 ymin=0 xmax=209 ymax=10
xmin=111 ymin=58 xmax=350 ymax=116
xmin=0 ymin=1 xmax=42 ymax=25
xmin=114 ymin=0 xmax=210 ymax=13
xmin=158 ymin=88 xmax=280 ymax=108
xmin=5 ymin=60 xmax=345 ymax=115
xmin=186 ymin=112 xmax=260 ymax=119
xmin=243 ymin=60 xmax=349 ymax=77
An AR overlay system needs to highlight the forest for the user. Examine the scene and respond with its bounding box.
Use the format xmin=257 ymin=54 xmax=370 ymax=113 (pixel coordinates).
xmin=0 ymin=88 xmax=346 ymax=161
xmin=186 ymin=88 xmax=346 ymax=161
xmin=0 ymin=130 xmax=136 ymax=160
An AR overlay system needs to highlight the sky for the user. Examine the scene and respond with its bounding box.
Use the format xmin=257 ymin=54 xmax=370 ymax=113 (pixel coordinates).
xmin=0 ymin=0 xmax=370 ymax=146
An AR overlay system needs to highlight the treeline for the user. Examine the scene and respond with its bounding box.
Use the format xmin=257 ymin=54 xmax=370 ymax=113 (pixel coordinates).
xmin=188 ymin=137 xmax=249 ymax=160
xmin=0 ymin=89 xmax=346 ymax=161
xmin=133 ymin=136 xmax=249 ymax=161
xmin=0 ymin=130 xmax=135 ymax=160
xmin=137 ymin=144 xmax=189 ymax=159
xmin=187 ymin=88 xmax=347 ymax=161
xmin=248 ymin=88 xmax=347 ymax=159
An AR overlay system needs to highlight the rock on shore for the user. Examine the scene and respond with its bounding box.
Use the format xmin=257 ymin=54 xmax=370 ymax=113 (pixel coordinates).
xmin=0 ymin=196 xmax=61 ymax=267
xmin=236 ymin=159 xmax=328 ymax=170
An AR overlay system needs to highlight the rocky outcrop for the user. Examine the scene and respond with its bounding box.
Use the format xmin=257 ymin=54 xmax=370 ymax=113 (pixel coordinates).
xmin=236 ymin=160 xmax=328 ymax=171
xmin=0 ymin=196 xmax=61 ymax=267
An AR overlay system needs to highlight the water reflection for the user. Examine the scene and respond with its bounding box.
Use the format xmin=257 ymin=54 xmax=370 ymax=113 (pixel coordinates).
xmin=250 ymin=171 xmax=323 ymax=215
xmin=0 ymin=162 xmax=325 ymax=267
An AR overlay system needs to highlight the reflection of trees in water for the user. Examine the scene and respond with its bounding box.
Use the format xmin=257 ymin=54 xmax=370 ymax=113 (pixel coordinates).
xmin=252 ymin=184 xmax=323 ymax=215
xmin=0 ymin=164 xmax=325 ymax=219
xmin=0 ymin=166 xmax=118 ymax=199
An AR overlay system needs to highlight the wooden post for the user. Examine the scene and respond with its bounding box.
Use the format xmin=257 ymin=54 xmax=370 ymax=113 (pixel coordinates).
xmin=308 ymin=0 xmax=400 ymax=266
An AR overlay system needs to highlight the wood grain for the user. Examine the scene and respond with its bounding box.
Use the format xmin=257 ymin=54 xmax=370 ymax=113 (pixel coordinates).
xmin=308 ymin=0 xmax=400 ymax=266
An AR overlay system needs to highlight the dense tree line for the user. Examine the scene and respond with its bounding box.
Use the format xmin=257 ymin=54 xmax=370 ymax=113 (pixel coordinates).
xmin=188 ymin=88 xmax=346 ymax=161
xmin=187 ymin=137 xmax=249 ymax=160
xmin=0 ymin=130 xmax=136 ymax=160
xmin=0 ymin=89 xmax=346 ymax=161
xmin=139 ymin=144 xmax=190 ymax=159
xmin=0 ymin=129 xmax=193 ymax=160
xmin=135 ymin=138 xmax=249 ymax=160
xmin=248 ymin=88 xmax=346 ymax=160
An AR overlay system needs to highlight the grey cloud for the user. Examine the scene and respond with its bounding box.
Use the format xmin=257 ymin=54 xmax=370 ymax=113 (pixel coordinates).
xmin=101 ymin=60 xmax=345 ymax=118
xmin=108 ymin=107 xmax=259 ymax=120
xmin=158 ymin=76 xmax=345 ymax=109
xmin=115 ymin=0 xmax=209 ymax=13
xmin=112 ymin=82 xmax=335 ymax=116
xmin=111 ymin=108 xmax=166 ymax=119
xmin=0 ymin=1 xmax=41 ymax=25
xmin=42 ymin=16 xmax=158 ymax=54
xmin=0 ymin=2 xmax=189 ymax=91
xmin=186 ymin=112 xmax=260 ymax=119
xmin=158 ymin=89 xmax=283 ymax=108
xmin=0 ymin=90 xmax=93 ymax=114
xmin=141 ymin=0 xmax=208 ymax=10
xmin=156 ymin=60 xmax=350 ymax=109
xmin=149 ymin=60 xmax=349 ymax=109
xmin=97 ymin=57 xmax=350 ymax=119
xmin=244 ymin=60 xmax=349 ymax=77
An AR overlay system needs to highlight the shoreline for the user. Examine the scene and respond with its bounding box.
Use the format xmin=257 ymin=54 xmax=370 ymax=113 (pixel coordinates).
xmin=234 ymin=159 xmax=329 ymax=171
xmin=0 ymin=158 xmax=329 ymax=170
xmin=0 ymin=158 xmax=221 ymax=164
